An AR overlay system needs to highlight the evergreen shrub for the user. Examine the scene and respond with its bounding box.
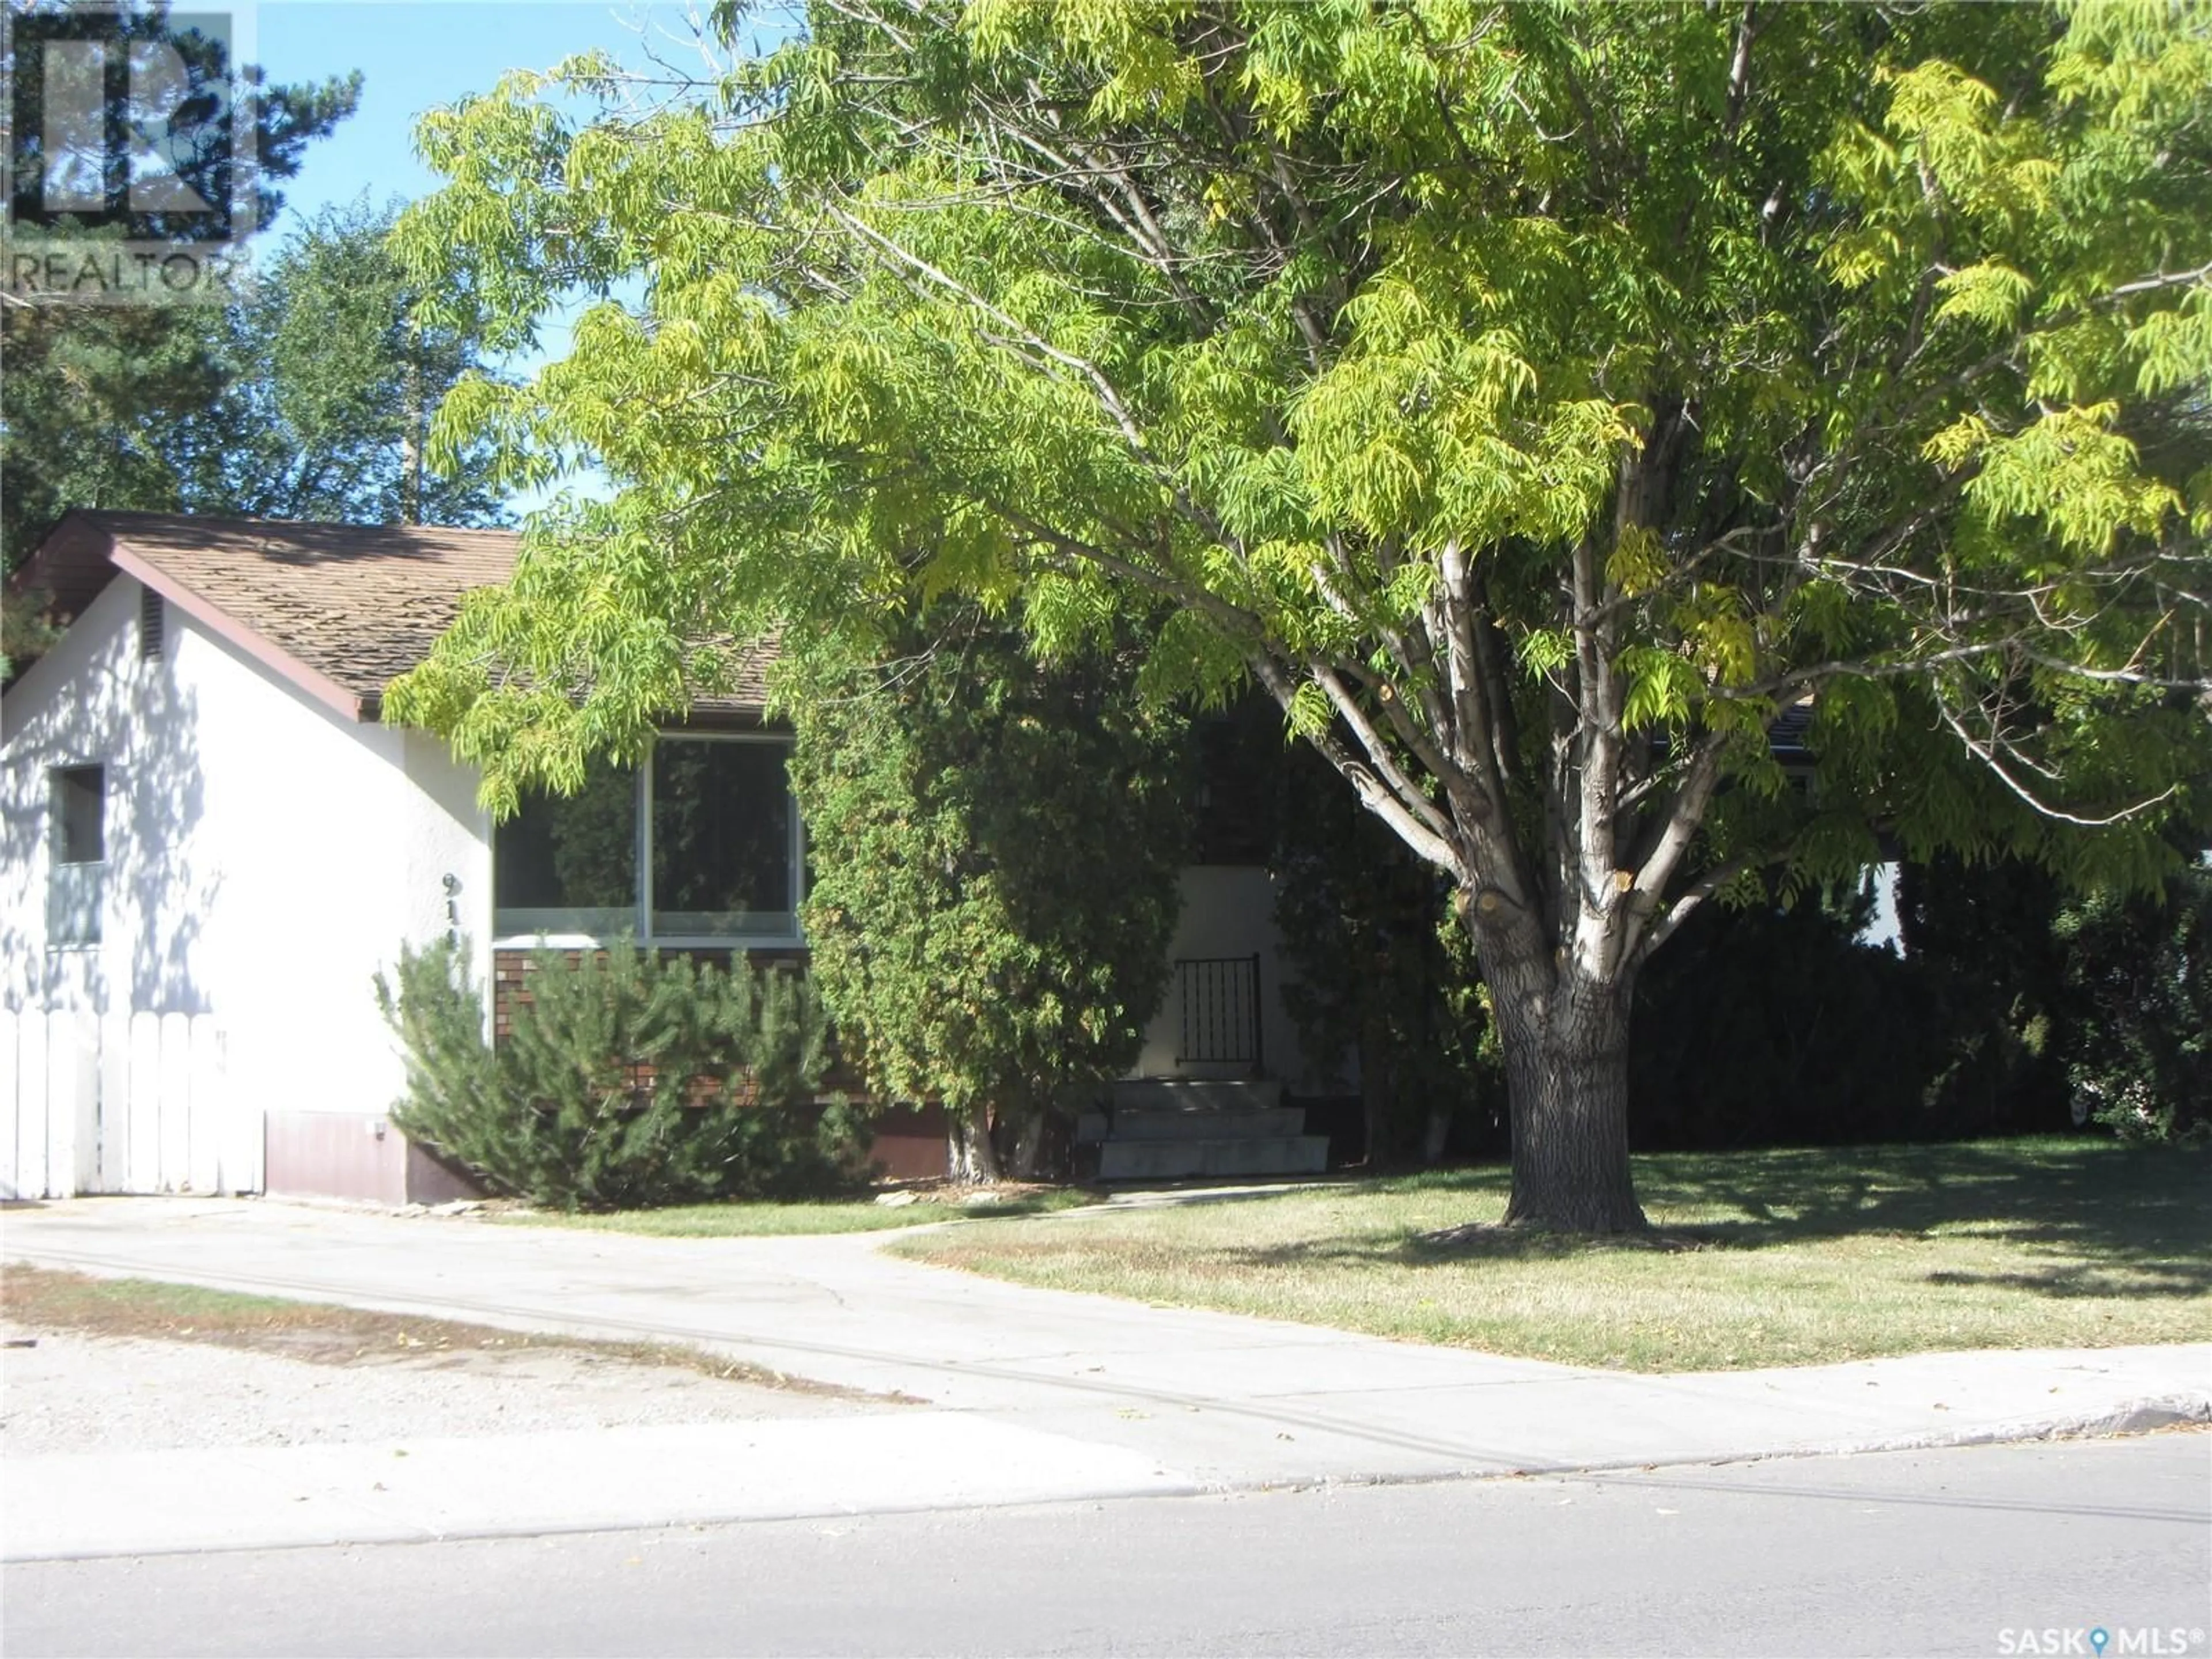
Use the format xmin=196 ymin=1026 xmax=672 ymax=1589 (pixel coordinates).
xmin=786 ymin=604 xmax=1188 ymax=1180
xmin=375 ymin=938 xmax=869 ymax=1209
xmin=2054 ymin=868 xmax=2212 ymax=1144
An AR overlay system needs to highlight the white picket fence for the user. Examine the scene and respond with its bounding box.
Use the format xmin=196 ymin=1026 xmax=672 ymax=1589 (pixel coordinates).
xmin=0 ymin=1011 xmax=261 ymax=1199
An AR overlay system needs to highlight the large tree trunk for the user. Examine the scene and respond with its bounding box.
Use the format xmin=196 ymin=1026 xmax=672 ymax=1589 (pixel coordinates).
xmin=1487 ymin=957 xmax=1647 ymax=1233
xmin=948 ymin=1100 xmax=1002 ymax=1183
xmin=1003 ymin=1097 xmax=1047 ymax=1180
xmin=1007 ymin=1121 xmax=1042 ymax=1180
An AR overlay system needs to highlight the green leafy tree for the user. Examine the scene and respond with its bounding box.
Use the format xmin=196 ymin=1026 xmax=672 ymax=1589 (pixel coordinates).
xmin=1631 ymin=876 xmax=1939 ymax=1148
xmin=784 ymin=605 xmax=1188 ymax=1180
xmin=2 ymin=1 xmax=362 ymax=572
xmin=4 ymin=200 xmax=505 ymax=673
xmin=2054 ymin=863 xmax=2212 ymax=1141
xmin=1899 ymin=850 xmax=2212 ymax=1141
xmin=1896 ymin=854 xmax=2074 ymax=1133
xmin=173 ymin=199 xmax=508 ymax=525
xmin=388 ymin=2 xmax=2212 ymax=1230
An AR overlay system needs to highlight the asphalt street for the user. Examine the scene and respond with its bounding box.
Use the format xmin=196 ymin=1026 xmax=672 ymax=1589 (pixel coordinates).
xmin=7 ymin=1434 xmax=2207 ymax=1658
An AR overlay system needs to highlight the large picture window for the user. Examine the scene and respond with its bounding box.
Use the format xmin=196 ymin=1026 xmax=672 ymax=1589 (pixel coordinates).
xmin=652 ymin=740 xmax=793 ymax=937
xmin=493 ymin=736 xmax=802 ymax=943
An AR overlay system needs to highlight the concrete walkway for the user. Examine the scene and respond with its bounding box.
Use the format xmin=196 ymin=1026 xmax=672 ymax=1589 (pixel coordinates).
xmin=4 ymin=1196 xmax=2206 ymax=1561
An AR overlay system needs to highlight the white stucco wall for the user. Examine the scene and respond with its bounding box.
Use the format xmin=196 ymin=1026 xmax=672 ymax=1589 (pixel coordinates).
xmin=1 ymin=578 xmax=493 ymax=1132
xmin=1132 ymin=865 xmax=1327 ymax=1091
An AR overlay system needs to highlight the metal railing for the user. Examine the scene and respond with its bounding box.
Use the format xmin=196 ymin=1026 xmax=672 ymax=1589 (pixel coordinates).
xmin=1175 ymin=954 xmax=1262 ymax=1071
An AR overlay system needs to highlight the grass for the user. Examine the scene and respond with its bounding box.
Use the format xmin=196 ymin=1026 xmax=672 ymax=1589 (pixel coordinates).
xmin=892 ymin=1138 xmax=2212 ymax=1373
xmin=495 ymin=1185 xmax=1099 ymax=1238
xmin=0 ymin=1264 xmax=880 ymax=1396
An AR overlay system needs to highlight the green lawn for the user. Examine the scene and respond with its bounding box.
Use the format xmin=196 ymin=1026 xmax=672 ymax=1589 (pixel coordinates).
xmin=892 ymin=1139 xmax=2211 ymax=1372
xmin=496 ymin=1187 xmax=1097 ymax=1238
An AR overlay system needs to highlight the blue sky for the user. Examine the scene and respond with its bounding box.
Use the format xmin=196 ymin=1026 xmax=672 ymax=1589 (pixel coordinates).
xmin=246 ymin=2 xmax=796 ymax=506
xmin=256 ymin=2 xmax=745 ymax=232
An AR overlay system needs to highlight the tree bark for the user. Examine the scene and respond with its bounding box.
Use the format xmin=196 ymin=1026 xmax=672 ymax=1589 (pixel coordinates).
xmin=948 ymin=1100 xmax=1002 ymax=1182
xmin=1004 ymin=1101 xmax=1046 ymax=1180
xmin=1487 ymin=956 xmax=1647 ymax=1233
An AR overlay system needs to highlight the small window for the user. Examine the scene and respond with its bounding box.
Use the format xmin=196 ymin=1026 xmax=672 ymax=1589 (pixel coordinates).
xmin=51 ymin=765 xmax=104 ymax=863
xmin=139 ymin=585 xmax=164 ymax=660
xmin=47 ymin=765 xmax=105 ymax=948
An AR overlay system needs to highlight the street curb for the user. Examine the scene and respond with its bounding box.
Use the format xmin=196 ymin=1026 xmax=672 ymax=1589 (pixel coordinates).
xmin=1 ymin=1479 xmax=1224 ymax=1567
xmin=10 ymin=1403 xmax=2204 ymax=1566
xmin=1801 ymin=1394 xmax=2212 ymax=1455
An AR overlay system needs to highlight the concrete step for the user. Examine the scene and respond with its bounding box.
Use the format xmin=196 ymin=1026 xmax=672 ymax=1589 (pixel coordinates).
xmin=1110 ymin=1078 xmax=1284 ymax=1113
xmin=1096 ymin=1136 xmax=1331 ymax=1181
xmin=1075 ymin=1107 xmax=1306 ymax=1145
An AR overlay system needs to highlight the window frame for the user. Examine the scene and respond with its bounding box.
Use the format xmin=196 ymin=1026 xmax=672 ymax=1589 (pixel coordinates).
xmin=46 ymin=763 xmax=107 ymax=951
xmin=490 ymin=730 xmax=806 ymax=951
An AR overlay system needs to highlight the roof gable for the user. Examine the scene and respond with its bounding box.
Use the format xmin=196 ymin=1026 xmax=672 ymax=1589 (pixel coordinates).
xmin=12 ymin=511 xmax=770 ymax=725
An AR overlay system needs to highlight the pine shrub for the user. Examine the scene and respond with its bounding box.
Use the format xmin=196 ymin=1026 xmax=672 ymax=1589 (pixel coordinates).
xmin=375 ymin=938 xmax=869 ymax=1209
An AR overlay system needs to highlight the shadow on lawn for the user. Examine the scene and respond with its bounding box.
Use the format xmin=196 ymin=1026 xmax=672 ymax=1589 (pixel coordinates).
xmin=1225 ymin=1142 xmax=2212 ymax=1300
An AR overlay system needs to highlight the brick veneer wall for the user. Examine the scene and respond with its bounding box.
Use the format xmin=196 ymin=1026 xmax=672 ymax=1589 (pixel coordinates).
xmin=491 ymin=946 xmax=806 ymax=1041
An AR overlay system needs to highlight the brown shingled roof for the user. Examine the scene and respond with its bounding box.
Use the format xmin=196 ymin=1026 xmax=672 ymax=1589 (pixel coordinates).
xmin=13 ymin=510 xmax=772 ymax=724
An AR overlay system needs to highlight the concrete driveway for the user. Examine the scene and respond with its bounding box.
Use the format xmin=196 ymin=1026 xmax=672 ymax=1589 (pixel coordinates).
xmin=4 ymin=1196 xmax=2206 ymax=1560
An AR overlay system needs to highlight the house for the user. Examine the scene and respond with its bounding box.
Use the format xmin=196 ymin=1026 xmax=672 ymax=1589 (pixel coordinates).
xmin=1 ymin=511 xmax=1329 ymax=1203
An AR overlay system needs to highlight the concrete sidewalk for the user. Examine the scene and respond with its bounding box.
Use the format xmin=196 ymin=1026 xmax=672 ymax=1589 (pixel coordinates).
xmin=4 ymin=1196 xmax=2206 ymax=1562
